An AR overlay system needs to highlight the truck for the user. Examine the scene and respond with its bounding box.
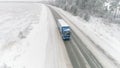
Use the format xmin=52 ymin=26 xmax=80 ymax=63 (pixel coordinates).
xmin=57 ymin=19 xmax=71 ymax=40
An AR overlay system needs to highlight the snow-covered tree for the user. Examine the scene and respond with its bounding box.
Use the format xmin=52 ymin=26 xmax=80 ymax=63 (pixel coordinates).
xmin=52 ymin=0 xmax=120 ymax=21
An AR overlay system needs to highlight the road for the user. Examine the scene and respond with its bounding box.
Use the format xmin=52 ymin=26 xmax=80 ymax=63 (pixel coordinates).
xmin=49 ymin=6 xmax=103 ymax=68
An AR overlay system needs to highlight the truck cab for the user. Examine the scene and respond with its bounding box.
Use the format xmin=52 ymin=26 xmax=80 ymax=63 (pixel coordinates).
xmin=61 ymin=26 xmax=71 ymax=40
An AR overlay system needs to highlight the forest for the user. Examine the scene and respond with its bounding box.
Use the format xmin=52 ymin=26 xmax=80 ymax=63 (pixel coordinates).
xmin=51 ymin=0 xmax=120 ymax=22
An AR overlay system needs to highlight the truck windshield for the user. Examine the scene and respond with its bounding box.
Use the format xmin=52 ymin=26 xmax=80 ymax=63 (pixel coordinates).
xmin=62 ymin=27 xmax=70 ymax=36
xmin=62 ymin=27 xmax=69 ymax=30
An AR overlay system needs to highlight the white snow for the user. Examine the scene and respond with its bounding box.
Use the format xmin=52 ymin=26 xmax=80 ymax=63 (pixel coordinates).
xmin=0 ymin=3 xmax=41 ymax=48
xmin=0 ymin=3 xmax=48 ymax=68
xmin=51 ymin=6 xmax=120 ymax=68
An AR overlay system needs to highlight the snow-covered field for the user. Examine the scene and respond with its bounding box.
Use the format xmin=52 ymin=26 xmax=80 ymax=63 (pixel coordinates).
xmin=52 ymin=6 xmax=120 ymax=68
xmin=0 ymin=3 xmax=40 ymax=48
xmin=0 ymin=3 xmax=46 ymax=68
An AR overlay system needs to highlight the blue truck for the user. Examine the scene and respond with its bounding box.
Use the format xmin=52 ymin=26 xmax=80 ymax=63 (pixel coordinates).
xmin=57 ymin=19 xmax=71 ymax=40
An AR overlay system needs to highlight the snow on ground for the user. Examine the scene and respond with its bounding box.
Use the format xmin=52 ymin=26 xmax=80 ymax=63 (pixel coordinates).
xmin=51 ymin=6 xmax=120 ymax=67
xmin=0 ymin=3 xmax=40 ymax=48
xmin=0 ymin=3 xmax=48 ymax=68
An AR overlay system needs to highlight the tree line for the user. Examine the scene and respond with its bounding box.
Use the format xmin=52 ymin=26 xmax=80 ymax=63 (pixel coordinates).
xmin=51 ymin=0 xmax=120 ymax=22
